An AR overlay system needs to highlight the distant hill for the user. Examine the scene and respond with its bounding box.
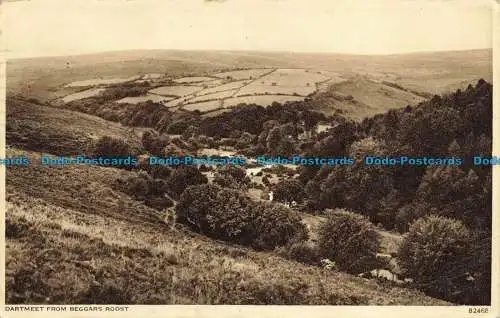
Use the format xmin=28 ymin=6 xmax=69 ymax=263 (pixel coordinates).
xmin=7 ymin=49 xmax=492 ymax=107
xmin=309 ymin=75 xmax=429 ymax=120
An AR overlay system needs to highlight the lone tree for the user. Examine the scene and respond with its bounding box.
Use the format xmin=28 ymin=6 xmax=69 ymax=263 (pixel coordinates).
xmin=398 ymin=215 xmax=475 ymax=303
xmin=318 ymin=209 xmax=380 ymax=274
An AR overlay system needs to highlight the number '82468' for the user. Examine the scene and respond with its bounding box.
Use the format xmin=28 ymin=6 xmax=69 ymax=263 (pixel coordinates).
xmin=468 ymin=307 xmax=489 ymax=314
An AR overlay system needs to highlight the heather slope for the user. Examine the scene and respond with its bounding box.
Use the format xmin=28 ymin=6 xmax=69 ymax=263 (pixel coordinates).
xmin=5 ymin=149 xmax=449 ymax=305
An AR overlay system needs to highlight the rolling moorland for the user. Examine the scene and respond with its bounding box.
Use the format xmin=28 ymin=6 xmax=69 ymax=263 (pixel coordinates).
xmin=5 ymin=49 xmax=492 ymax=305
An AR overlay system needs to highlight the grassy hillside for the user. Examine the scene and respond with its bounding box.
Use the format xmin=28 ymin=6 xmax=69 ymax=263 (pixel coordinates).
xmin=4 ymin=96 xmax=449 ymax=305
xmin=5 ymin=150 xmax=448 ymax=305
xmin=6 ymin=97 xmax=141 ymax=155
xmin=309 ymin=76 xmax=427 ymax=120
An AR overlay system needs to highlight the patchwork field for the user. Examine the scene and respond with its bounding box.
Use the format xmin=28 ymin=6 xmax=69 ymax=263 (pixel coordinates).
xmin=12 ymin=49 xmax=492 ymax=120
xmin=236 ymin=69 xmax=330 ymax=97
xmin=149 ymin=85 xmax=203 ymax=97
xmin=173 ymin=76 xmax=217 ymax=83
xmin=214 ymin=68 xmax=273 ymax=80
xmin=62 ymin=88 xmax=106 ymax=103
xmin=134 ymin=68 xmax=334 ymax=112
xmin=65 ymin=76 xmax=140 ymax=88
xmin=54 ymin=65 xmax=433 ymax=116
xmin=93 ymin=67 xmax=332 ymax=112
xmin=196 ymin=80 xmax=249 ymax=95
xmin=163 ymin=99 xmax=185 ymax=108
xmin=116 ymin=94 xmax=176 ymax=104
xmin=187 ymin=89 xmax=238 ymax=103
xmin=141 ymin=73 xmax=164 ymax=80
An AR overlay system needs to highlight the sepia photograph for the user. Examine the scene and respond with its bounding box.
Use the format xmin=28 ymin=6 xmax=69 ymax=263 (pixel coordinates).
xmin=0 ymin=0 xmax=497 ymax=316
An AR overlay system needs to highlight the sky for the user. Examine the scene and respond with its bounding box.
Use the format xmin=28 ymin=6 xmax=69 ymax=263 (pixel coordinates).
xmin=0 ymin=0 xmax=494 ymax=59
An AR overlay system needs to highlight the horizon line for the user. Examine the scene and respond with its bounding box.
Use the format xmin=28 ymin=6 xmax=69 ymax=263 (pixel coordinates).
xmin=5 ymin=47 xmax=493 ymax=61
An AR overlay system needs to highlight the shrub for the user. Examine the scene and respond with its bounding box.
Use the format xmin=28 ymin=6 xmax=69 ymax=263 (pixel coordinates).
xmin=218 ymin=165 xmax=247 ymax=182
xmin=148 ymin=165 xmax=172 ymax=180
xmin=122 ymin=171 xmax=173 ymax=210
xmin=213 ymin=166 xmax=249 ymax=189
xmin=92 ymin=136 xmax=133 ymax=158
xmin=467 ymin=231 xmax=491 ymax=305
xmin=126 ymin=173 xmax=151 ymax=200
xmin=5 ymin=217 xmax=31 ymax=239
xmin=167 ymin=166 xmax=208 ymax=198
xmin=273 ymin=179 xmax=305 ymax=205
xmin=99 ymin=86 xmax=150 ymax=101
xmin=213 ymin=173 xmax=240 ymax=189
xmin=251 ymin=202 xmax=308 ymax=249
xmin=176 ymin=184 xmax=307 ymax=250
xmin=398 ymin=215 xmax=477 ymax=303
xmin=394 ymin=202 xmax=434 ymax=233
xmin=166 ymin=118 xmax=197 ymax=134
xmin=276 ymin=240 xmax=320 ymax=265
xmin=79 ymin=281 xmax=133 ymax=304
xmin=142 ymin=130 xmax=170 ymax=156
xmin=235 ymin=132 xmax=256 ymax=149
xmin=262 ymin=175 xmax=271 ymax=187
xmin=317 ymin=209 xmax=380 ymax=274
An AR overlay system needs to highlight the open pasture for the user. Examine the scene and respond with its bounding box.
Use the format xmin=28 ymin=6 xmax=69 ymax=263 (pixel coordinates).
xmin=213 ymin=68 xmax=273 ymax=80
xmin=196 ymin=80 xmax=248 ymax=95
xmin=200 ymin=79 xmax=226 ymax=87
xmin=223 ymin=94 xmax=304 ymax=108
xmin=62 ymin=88 xmax=106 ymax=103
xmin=183 ymin=100 xmax=223 ymax=112
xmin=236 ymin=68 xmax=330 ymax=97
xmin=149 ymin=85 xmax=203 ymax=97
xmin=162 ymin=99 xmax=183 ymax=108
xmin=330 ymin=78 xmax=426 ymax=109
xmin=141 ymin=73 xmax=164 ymax=80
xmin=174 ymin=76 xmax=217 ymax=83
xmin=115 ymin=94 xmax=176 ymax=104
xmin=64 ymin=76 xmax=140 ymax=87
xmin=187 ymin=89 xmax=238 ymax=103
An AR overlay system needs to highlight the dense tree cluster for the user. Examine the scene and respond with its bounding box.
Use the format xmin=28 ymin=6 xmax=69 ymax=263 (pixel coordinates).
xmin=301 ymin=80 xmax=492 ymax=232
xmin=176 ymin=184 xmax=307 ymax=250
xmin=213 ymin=165 xmax=250 ymax=189
xmin=98 ymin=85 xmax=150 ymax=102
xmin=199 ymin=102 xmax=326 ymax=138
xmin=297 ymin=80 xmax=492 ymax=304
xmin=398 ymin=215 xmax=490 ymax=304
